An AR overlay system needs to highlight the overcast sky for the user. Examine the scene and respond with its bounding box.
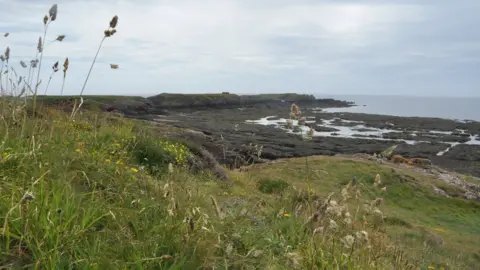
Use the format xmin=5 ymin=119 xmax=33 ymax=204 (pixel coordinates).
xmin=0 ymin=0 xmax=479 ymax=97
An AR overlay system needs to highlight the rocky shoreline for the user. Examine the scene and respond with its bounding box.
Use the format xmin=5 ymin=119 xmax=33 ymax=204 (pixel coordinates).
xmin=40 ymin=94 xmax=480 ymax=177
xmin=138 ymin=98 xmax=480 ymax=178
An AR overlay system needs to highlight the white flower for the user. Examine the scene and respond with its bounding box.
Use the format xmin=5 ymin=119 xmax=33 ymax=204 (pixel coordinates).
xmin=341 ymin=235 xmax=355 ymax=249
xmin=329 ymin=219 xmax=338 ymax=230
xmin=355 ymin=231 xmax=369 ymax=243
xmin=373 ymin=208 xmax=383 ymax=217
xmin=22 ymin=191 xmax=35 ymax=202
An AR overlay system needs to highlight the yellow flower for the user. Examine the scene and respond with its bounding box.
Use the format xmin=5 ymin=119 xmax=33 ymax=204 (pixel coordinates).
xmin=130 ymin=167 xmax=139 ymax=173
xmin=75 ymin=148 xmax=82 ymax=153
xmin=428 ymin=266 xmax=435 ymax=270
xmin=1 ymin=152 xmax=8 ymax=157
xmin=283 ymin=213 xmax=291 ymax=217
xmin=105 ymin=159 xmax=111 ymax=164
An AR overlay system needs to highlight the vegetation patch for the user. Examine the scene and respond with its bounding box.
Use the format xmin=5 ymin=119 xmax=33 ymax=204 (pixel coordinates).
xmin=257 ymin=179 xmax=290 ymax=194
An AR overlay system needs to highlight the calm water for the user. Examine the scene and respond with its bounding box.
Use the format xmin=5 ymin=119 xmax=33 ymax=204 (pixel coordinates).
xmin=316 ymin=94 xmax=480 ymax=122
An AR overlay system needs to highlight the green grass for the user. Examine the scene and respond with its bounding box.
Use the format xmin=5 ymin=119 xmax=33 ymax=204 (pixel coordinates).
xmin=1 ymin=3 xmax=479 ymax=269
xmin=1 ymin=106 xmax=479 ymax=269
xmin=240 ymin=157 xmax=480 ymax=269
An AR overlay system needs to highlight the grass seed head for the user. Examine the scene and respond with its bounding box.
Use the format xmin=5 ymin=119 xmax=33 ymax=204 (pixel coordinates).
xmin=0 ymin=55 xmax=4 ymax=62
xmin=30 ymin=59 xmax=39 ymax=68
xmin=37 ymin=37 xmax=43 ymax=53
xmin=49 ymin=4 xmax=58 ymax=21
xmin=43 ymin=15 xmax=49 ymax=25
xmin=53 ymin=61 xmax=59 ymax=72
xmin=63 ymin=57 xmax=69 ymax=73
xmin=4 ymin=47 xmax=10 ymax=61
xmin=4 ymin=32 xmax=9 ymax=37
xmin=56 ymin=35 xmax=66 ymax=41
xmin=110 ymin=15 xmax=119 ymax=28
xmin=341 ymin=235 xmax=355 ymax=249
xmin=20 ymin=61 xmax=27 ymax=68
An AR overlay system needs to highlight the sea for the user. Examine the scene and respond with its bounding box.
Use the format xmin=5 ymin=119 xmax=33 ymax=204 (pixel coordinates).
xmin=316 ymin=94 xmax=480 ymax=122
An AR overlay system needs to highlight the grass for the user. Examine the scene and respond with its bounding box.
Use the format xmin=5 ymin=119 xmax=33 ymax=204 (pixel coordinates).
xmin=1 ymin=3 xmax=480 ymax=269
xmin=3 ymin=114 xmax=479 ymax=269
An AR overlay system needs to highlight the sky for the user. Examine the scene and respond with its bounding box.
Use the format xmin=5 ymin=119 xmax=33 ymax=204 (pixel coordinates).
xmin=0 ymin=0 xmax=479 ymax=97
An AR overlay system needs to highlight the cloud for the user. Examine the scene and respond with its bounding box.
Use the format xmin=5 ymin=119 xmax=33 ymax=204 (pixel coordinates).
xmin=0 ymin=0 xmax=479 ymax=97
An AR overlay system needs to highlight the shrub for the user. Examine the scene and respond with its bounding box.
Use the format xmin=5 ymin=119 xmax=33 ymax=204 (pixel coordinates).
xmin=130 ymin=137 xmax=190 ymax=175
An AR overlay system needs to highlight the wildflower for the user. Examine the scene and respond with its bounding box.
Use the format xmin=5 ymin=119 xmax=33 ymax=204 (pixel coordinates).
xmin=341 ymin=235 xmax=355 ymax=249
xmin=130 ymin=167 xmax=139 ymax=173
xmin=355 ymin=189 xmax=361 ymax=200
xmin=75 ymin=148 xmax=81 ymax=153
xmin=355 ymin=231 xmax=369 ymax=243
xmin=374 ymin=174 xmax=381 ymax=187
xmin=286 ymin=119 xmax=293 ymax=129
xmin=286 ymin=252 xmax=302 ymax=268
xmin=328 ymin=219 xmax=338 ymax=230
xmin=283 ymin=213 xmax=291 ymax=217
xmin=22 ymin=191 xmax=35 ymax=202
xmin=313 ymin=226 xmax=324 ymax=235
xmin=252 ymin=250 xmax=264 ymax=258
xmin=298 ymin=116 xmax=306 ymax=125
xmin=341 ymin=187 xmax=350 ymax=201
xmin=373 ymin=208 xmax=383 ymax=217
xmin=105 ymin=159 xmax=111 ymax=164
xmin=381 ymin=186 xmax=387 ymax=193
xmin=306 ymin=127 xmax=314 ymax=138
xmin=428 ymin=266 xmax=435 ymax=270
xmin=290 ymin=103 xmax=301 ymax=118
xmin=343 ymin=217 xmax=352 ymax=225
xmin=372 ymin=198 xmax=383 ymax=206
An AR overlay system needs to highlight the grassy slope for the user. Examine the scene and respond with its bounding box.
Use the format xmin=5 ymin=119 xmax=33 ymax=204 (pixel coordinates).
xmin=1 ymin=108 xmax=479 ymax=269
xmin=240 ymin=157 xmax=480 ymax=267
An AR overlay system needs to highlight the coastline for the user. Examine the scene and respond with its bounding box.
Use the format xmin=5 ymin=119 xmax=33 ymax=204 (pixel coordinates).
xmin=37 ymin=94 xmax=480 ymax=177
